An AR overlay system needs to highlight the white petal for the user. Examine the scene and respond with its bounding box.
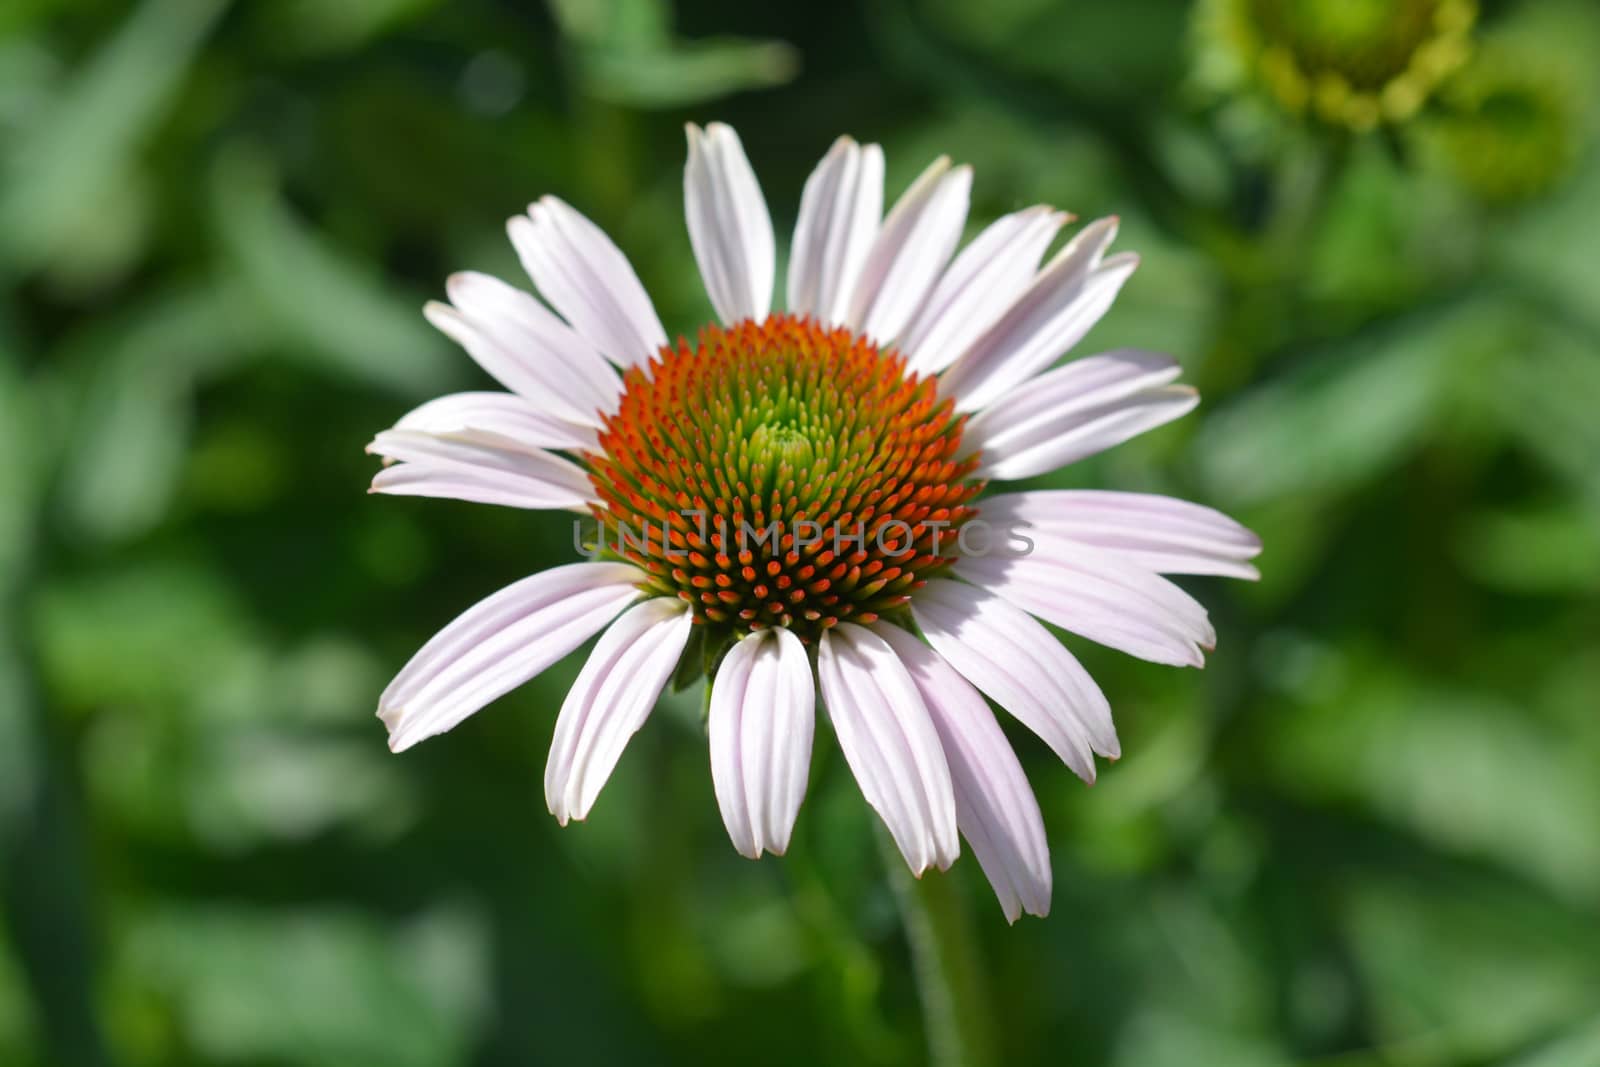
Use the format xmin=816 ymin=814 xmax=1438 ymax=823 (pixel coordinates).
xmin=901 ymin=206 xmax=1068 ymax=378
xmin=873 ymin=623 xmax=1051 ymax=922
xmin=708 ymin=628 xmax=816 ymax=859
xmin=684 ymin=123 xmax=775 ymax=325
xmin=441 ymin=272 xmax=622 ymax=423
xmin=787 ymin=136 xmax=884 ymax=326
xmin=423 ymin=302 xmax=592 ymax=429
xmin=817 ymin=623 xmax=959 ymax=875
xmin=395 ymin=391 xmax=598 ymax=453
xmin=846 ymin=157 xmax=972 ymax=345
xmin=379 ymin=562 xmax=646 ymax=753
xmin=912 ymin=579 xmax=1114 ymax=781
xmin=965 ymin=350 xmax=1198 ymax=481
xmin=508 ymin=196 xmax=668 ymax=369
xmin=955 ymin=543 xmax=1215 ymax=668
xmin=367 ymin=428 xmax=596 ymax=511
xmin=980 ymin=490 xmax=1262 ymax=580
xmin=939 ymin=217 xmax=1135 ymax=412
xmin=545 ymin=597 xmax=693 ymax=824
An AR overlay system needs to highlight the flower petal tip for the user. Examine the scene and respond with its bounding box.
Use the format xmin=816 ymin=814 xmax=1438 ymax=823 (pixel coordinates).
xmin=378 ymin=710 xmax=414 ymax=754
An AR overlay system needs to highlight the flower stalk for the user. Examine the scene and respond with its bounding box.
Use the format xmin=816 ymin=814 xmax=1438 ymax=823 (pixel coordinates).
xmin=881 ymin=829 xmax=996 ymax=1067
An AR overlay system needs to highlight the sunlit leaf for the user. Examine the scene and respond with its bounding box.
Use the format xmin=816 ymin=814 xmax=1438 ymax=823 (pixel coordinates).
xmin=550 ymin=0 xmax=671 ymax=48
xmin=576 ymin=38 xmax=799 ymax=108
xmin=1466 ymin=319 xmax=1600 ymax=506
xmin=1113 ymin=1009 xmax=1288 ymax=1067
xmin=1505 ymin=1014 xmax=1600 ymax=1067
xmin=1344 ymin=878 xmax=1600 ymax=1063
xmin=111 ymin=907 xmax=488 ymax=1067
xmin=1270 ymin=658 xmax=1600 ymax=900
xmin=1194 ymin=301 xmax=1510 ymax=506
xmin=56 ymin=284 xmax=256 ymax=543
xmin=254 ymin=0 xmax=442 ymax=55
xmin=1456 ymin=502 xmax=1600 ymax=594
xmin=0 ymin=0 xmax=229 ymax=279
xmin=209 ymin=146 xmax=451 ymax=394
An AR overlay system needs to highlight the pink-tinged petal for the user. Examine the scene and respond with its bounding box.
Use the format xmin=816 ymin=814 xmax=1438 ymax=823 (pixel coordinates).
xmin=439 ymin=272 xmax=622 ymax=423
xmin=708 ymin=628 xmax=815 ymax=858
xmin=901 ymin=206 xmax=1068 ymax=378
xmin=846 ymin=157 xmax=972 ymax=345
xmin=545 ymin=598 xmax=693 ymax=824
xmin=685 ymin=123 xmax=775 ymax=325
xmin=939 ymin=217 xmax=1134 ymax=412
xmin=366 ymin=429 xmax=596 ymax=511
xmin=394 ymin=392 xmax=598 ymax=453
xmin=787 ymin=136 xmax=884 ymax=326
xmin=872 ymin=623 xmax=1051 ymax=922
xmin=508 ymin=196 xmax=668 ymax=369
xmin=964 ymin=350 xmax=1197 ymax=481
xmin=423 ymin=302 xmax=591 ymax=430
xmin=980 ymin=490 xmax=1262 ymax=580
xmin=912 ymin=579 xmax=1114 ymax=781
xmin=955 ymin=544 xmax=1215 ymax=668
xmin=818 ymin=623 xmax=959 ymax=875
xmin=379 ymin=562 xmax=646 ymax=753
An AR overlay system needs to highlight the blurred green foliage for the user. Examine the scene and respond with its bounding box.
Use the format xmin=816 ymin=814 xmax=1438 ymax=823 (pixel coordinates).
xmin=3 ymin=1 xmax=1599 ymax=1065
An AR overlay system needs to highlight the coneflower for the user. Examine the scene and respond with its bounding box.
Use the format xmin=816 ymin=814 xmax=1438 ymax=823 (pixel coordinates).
xmin=368 ymin=124 xmax=1260 ymax=921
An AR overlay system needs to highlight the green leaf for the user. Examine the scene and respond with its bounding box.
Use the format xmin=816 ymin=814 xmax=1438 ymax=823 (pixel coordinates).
xmin=0 ymin=0 xmax=229 ymax=279
xmin=253 ymin=0 xmax=442 ymax=56
xmin=1344 ymin=878 xmax=1600 ymax=1063
xmin=0 ymin=358 xmax=42 ymax=842
xmin=1456 ymin=502 xmax=1600 ymax=594
xmin=1464 ymin=318 xmax=1600 ymax=506
xmin=209 ymin=145 xmax=451 ymax=394
xmin=550 ymin=0 xmax=671 ymax=49
xmin=1270 ymin=659 xmax=1600 ymax=900
xmin=56 ymin=283 xmax=256 ymax=543
xmin=110 ymin=907 xmax=487 ymax=1067
xmin=1505 ymin=1015 xmax=1600 ymax=1067
xmin=576 ymin=37 xmax=800 ymax=108
xmin=1194 ymin=301 xmax=1505 ymax=507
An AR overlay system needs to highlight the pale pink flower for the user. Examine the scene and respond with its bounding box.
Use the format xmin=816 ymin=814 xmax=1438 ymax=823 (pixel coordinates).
xmin=369 ymin=124 xmax=1260 ymax=921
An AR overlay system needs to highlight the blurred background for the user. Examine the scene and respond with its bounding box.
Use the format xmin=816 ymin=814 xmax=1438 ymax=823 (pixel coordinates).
xmin=3 ymin=0 xmax=1599 ymax=1064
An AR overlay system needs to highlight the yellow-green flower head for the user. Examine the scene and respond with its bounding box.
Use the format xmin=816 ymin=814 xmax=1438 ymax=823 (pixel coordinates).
xmin=1205 ymin=0 xmax=1477 ymax=131
xmin=1417 ymin=47 xmax=1583 ymax=204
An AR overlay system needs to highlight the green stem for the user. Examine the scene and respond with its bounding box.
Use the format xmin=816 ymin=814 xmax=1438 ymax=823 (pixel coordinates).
xmin=879 ymin=831 xmax=995 ymax=1067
